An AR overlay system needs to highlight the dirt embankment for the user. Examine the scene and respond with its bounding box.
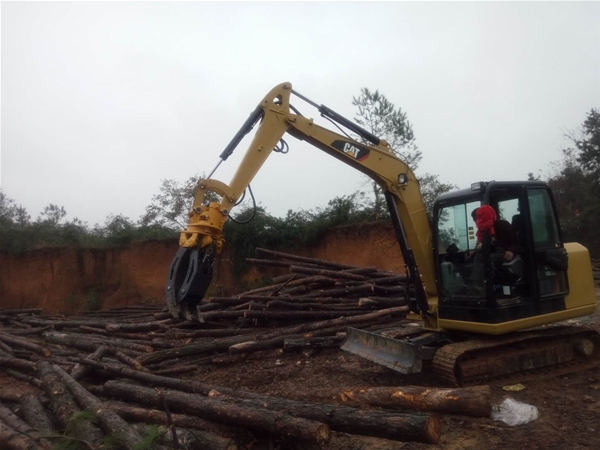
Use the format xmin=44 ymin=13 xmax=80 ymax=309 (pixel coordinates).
xmin=0 ymin=222 xmax=406 ymax=313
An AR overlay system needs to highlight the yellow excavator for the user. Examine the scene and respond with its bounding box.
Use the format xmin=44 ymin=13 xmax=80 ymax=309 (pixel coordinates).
xmin=165 ymin=82 xmax=598 ymax=385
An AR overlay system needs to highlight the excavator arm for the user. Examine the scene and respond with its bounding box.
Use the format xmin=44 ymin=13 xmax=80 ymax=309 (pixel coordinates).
xmin=166 ymin=82 xmax=437 ymax=320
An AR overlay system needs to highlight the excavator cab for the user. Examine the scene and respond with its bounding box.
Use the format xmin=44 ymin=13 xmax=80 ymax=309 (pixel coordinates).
xmin=434 ymin=181 xmax=569 ymax=325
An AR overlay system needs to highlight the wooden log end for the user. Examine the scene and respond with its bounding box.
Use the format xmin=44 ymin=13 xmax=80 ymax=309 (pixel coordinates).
xmin=316 ymin=423 xmax=331 ymax=447
xmin=426 ymin=415 xmax=441 ymax=444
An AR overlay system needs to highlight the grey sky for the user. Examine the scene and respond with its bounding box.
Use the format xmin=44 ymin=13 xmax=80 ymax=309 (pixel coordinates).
xmin=2 ymin=2 xmax=599 ymax=227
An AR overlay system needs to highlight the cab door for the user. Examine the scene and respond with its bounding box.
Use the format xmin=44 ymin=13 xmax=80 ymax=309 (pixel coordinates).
xmin=526 ymin=187 xmax=569 ymax=310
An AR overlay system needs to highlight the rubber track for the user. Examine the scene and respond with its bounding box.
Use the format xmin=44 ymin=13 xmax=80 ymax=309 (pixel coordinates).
xmin=432 ymin=325 xmax=600 ymax=386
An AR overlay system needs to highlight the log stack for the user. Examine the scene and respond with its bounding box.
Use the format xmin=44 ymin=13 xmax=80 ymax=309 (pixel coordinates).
xmin=0 ymin=248 xmax=492 ymax=448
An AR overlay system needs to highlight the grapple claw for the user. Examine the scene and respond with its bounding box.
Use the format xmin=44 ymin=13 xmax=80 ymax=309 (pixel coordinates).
xmin=166 ymin=246 xmax=215 ymax=319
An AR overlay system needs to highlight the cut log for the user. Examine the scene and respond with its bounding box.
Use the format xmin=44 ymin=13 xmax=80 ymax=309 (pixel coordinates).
xmin=19 ymin=394 xmax=56 ymax=434
xmin=332 ymin=385 xmax=492 ymax=417
xmin=0 ymin=402 xmax=49 ymax=448
xmin=51 ymin=364 xmax=152 ymax=450
xmin=208 ymin=390 xmax=440 ymax=444
xmin=0 ymin=419 xmax=44 ymax=450
xmin=255 ymin=248 xmax=357 ymax=270
xmin=70 ymin=346 xmax=107 ymax=381
xmin=0 ymin=333 xmax=50 ymax=357
xmin=136 ymin=335 xmax=252 ymax=366
xmin=8 ymin=326 xmax=53 ymax=337
xmin=0 ymin=357 xmax=37 ymax=373
xmin=105 ymin=320 xmax=169 ymax=333
xmin=103 ymin=381 xmax=330 ymax=447
xmin=5 ymin=370 xmax=42 ymax=388
xmin=36 ymin=361 xmax=104 ymax=445
xmin=243 ymin=310 xmax=367 ymax=320
xmin=78 ymin=360 xmax=214 ymax=395
xmin=109 ymin=348 xmax=150 ymax=373
xmin=289 ymin=265 xmax=368 ymax=281
xmin=0 ymin=341 xmax=15 ymax=355
xmin=43 ymin=332 xmax=151 ymax=354
xmin=105 ymin=400 xmax=242 ymax=438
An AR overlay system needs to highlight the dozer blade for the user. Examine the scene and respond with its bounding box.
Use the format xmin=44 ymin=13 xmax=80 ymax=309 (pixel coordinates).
xmin=341 ymin=327 xmax=429 ymax=374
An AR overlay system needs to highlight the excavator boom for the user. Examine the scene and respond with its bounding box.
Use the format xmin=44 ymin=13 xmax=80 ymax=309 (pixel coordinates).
xmin=166 ymin=82 xmax=436 ymax=320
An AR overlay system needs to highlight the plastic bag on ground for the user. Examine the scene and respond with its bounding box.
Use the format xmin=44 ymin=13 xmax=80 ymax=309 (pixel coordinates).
xmin=491 ymin=397 xmax=539 ymax=426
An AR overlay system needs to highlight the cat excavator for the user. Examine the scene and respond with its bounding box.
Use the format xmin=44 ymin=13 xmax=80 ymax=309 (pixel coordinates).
xmin=165 ymin=82 xmax=598 ymax=385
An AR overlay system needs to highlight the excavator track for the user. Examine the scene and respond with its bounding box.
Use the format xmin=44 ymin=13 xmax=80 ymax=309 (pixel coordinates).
xmin=432 ymin=325 xmax=600 ymax=386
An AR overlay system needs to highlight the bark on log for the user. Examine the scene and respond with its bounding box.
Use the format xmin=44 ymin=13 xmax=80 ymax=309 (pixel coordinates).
xmin=0 ymin=357 xmax=37 ymax=373
xmin=0 ymin=419 xmax=44 ymax=450
xmin=105 ymin=320 xmax=169 ymax=333
xmin=0 ymin=341 xmax=15 ymax=354
xmin=78 ymin=359 xmax=214 ymax=395
xmin=105 ymin=401 xmax=242 ymax=439
xmin=266 ymin=300 xmax=361 ymax=310
xmin=255 ymin=248 xmax=357 ymax=269
xmin=51 ymin=364 xmax=152 ymax=450
xmin=36 ymin=361 xmax=104 ymax=445
xmin=21 ymin=318 xmax=107 ymax=330
xmin=43 ymin=332 xmax=151 ymax=354
xmin=358 ymin=297 xmax=408 ymax=307
xmin=70 ymin=347 xmax=107 ymax=381
xmin=103 ymin=381 xmax=331 ymax=447
xmin=243 ymin=310 xmax=367 ymax=320
xmin=8 ymin=326 xmax=53 ymax=337
xmin=19 ymin=394 xmax=56 ymax=434
xmin=109 ymin=348 xmax=150 ymax=372
xmin=6 ymin=370 xmax=42 ymax=388
xmin=289 ymin=265 xmax=368 ymax=281
xmin=136 ymin=335 xmax=252 ymax=366
xmin=208 ymin=390 xmax=440 ymax=444
xmin=0 ymin=402 xmax=49 ymax=448
xmin=0 ymin=333 xmax=50 ymax=357
xmin=332 ymin=385 xmax=492 ymax=417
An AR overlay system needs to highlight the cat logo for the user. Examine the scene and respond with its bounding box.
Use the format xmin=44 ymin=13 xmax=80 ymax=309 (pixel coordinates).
xmin=343 ymin=143 xmax=362 ymax=159
xmin=331 ymin=140 xmax=370 ymax=161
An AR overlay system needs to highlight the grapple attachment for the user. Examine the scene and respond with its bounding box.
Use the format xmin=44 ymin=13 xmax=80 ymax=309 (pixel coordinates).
xmin=166 ymin=245 xmax=215 ymax=320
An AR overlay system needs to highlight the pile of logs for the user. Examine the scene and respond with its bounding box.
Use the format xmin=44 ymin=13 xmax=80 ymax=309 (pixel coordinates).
xmin=0 ymin=248 xmax=494 ymax=449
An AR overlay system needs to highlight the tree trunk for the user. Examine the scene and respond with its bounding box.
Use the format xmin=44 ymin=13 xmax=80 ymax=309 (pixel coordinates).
xmin=36 ymin=361 xmax=104 ymax=445
xmin=51 ymin=365 xmax=154 ymax=450
xmin=6 ymin=370 xmax=42 ymax=388
xmin=289 ymin=265 xmax=369 ymax=281
xmin=255 ymin=248 xmax=357 ymax=270
xmin=332 ymin=385 xmax=492 ymax=417
xmin=207 ymin=389 xmax=440 ymax=444
xmin=19 ymin=394 xmax=56 ymax=434
xmin=0 ymin=333 xmax=50 ymax=357
xmin=43 ymin=332 xmax=151 ymax=354
xmin=0 ymin=420 xmax=44 ymax=450
xmin=105 ymin=400 xmax=242 ymax=439
xmin=70 ymin=346 xmax=107 ymax=381
xmin=0 ymin=402 xmax=50 ymax=448
xmin=103 ymin=381 xmax=331 ymax=447
xmin=136 ymin=335 xmax=251 ymax=366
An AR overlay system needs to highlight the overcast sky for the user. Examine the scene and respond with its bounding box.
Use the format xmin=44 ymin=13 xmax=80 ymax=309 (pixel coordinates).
xmin=2 ymin=2 xmax=599 ymax=227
